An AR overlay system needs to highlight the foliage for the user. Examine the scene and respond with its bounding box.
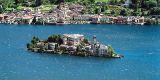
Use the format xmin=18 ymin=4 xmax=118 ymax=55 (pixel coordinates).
xmin=16 ymin=5 xmax=23 ymax=11
xmin=0 ymin=5 xmax=3 ymax=13
xmin=110 ymin=0 xmax=119 ymax=5
xmin=150 ymin=7 xmax=160 ymax=15
xmin=47 ymin=34 xmax=63 ymax=45
xmin=95 ymin=0 xmax=110 ymax=2
xmin=89 ymin=0 xmax=95 ymax=3
xmin=0 ymin=0 xmax=159 ymax=16
xmin=94 ymin=7 xmax=100 ymax=14
xmin=120 ymin=9 xmax=128 ymax=16
xmin=145 ymin=0 xmax=157 ymax=9
xmin=83 ymin=38 xmax=89 ymax=44
xmin=107 ymin=45 xmax=116 ymax=57
xmin=31 ymin=36 xmax=40 ymax=44
xmin=26 ymin=43 xmax=30 ymax=49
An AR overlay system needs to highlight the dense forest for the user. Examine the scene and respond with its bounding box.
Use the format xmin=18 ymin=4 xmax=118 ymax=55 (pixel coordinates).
xmin=0 ymin=0 xmax=160 ymax=16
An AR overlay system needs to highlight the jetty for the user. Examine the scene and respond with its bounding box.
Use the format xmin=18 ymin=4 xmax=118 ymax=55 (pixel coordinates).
xmin=27 ymin=34 xmax=123 ymax=58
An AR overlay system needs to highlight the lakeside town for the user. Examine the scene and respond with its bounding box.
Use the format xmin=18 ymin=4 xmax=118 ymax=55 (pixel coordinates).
xmin=0 ymin=0 xmax=160 ymax=25
xmin=27 ymin=34 xmax=123 ymax=58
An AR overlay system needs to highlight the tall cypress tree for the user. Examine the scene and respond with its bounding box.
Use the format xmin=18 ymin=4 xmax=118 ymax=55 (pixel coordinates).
xmin=35 ymin=0 xmax=42 ymax=7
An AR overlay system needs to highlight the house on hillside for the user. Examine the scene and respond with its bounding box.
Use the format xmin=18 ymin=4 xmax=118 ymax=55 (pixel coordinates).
xmin=123 ymin=0 xmax=132 ymax=7
xmin=22 ymin=15 xmax=34 ymax=24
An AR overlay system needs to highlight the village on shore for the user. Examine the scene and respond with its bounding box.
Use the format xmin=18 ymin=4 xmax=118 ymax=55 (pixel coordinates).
xmin=27 ymin=34 xmax=123 ymax=58
xmin=0 ymin=2 xmax=159 ymax=25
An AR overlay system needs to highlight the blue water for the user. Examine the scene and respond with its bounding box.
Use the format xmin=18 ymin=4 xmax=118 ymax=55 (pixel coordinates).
xmin=0 ymin=24 xmax=160 ymax=80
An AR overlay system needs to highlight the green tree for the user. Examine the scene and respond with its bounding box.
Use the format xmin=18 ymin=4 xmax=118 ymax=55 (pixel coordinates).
xmin=120 ymin=0 xmax=125 ymax=4
xmin=146 ymin=0 xmax=157 ymax=9
xmin=89 ymin=0 xmax=95 ymax=3
xmin=150 ymin=7 xmax=160 ymax=15
xmin=130 ymin=0 xmax=141 ymax=10
xmin=111 ymin=10 xmax=115 ymax=15
xmin=83 ymin=38 xmax=89 ymax=44
xmin=132 ymin=9 xmax=142 ymax=16
xmin=31 ymin=36 xmax=39 ymax=44
xmin=0 ymin=0 xmax=15 ymax=8
xmin=120 ymin=9 xmax=128 ymax=16
xmin=47 ymin=35 xmax=57 ymax=42
xmin=101 ymin=6 xmax=106 ymax=12
xmin=108 ymin=45 xmax=116 ymax=57
xmin=47 ymin=34 xmax=63 ymax=45
xmin=42 ymin=0 xmax=50 ymax=4
xmin=94 ymin=7 xmax=100 ymax=14
xmin=0 ymin=5 xmax=3 ymax=13
xmin=110 ymin=0 xmax=118 ymax=5
xmin=26 ymin=43 xmax=30 ymax=48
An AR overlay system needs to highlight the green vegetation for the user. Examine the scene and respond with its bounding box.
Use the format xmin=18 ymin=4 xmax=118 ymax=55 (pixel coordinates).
xmin=27 ymin=36 xmax=40 ymax=49
xmin=95 ymin=0 xmax=109 ymax=2
xmin=83 ymin=38 xmax=89 ymax=44
xmin=108 ymin=45 xmax=117 ymax=57
xmin=0 ymin=0 xmax=159 ymax=16
xmin=47 ymin=34 xmax=63 ymax=45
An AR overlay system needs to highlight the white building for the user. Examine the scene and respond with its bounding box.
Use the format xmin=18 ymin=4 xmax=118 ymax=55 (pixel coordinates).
xmin=48 ymin=43 xmax=57 ymax=50
xmin=124 ymin=0 xmax=132 ymax=7
xmin=98 ymin=44 xmax=108 ymax=56
xmin=63 ymin=34 xmax=84 ymax=46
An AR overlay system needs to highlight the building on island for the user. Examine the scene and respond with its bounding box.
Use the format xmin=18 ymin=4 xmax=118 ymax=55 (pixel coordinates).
xmin=63 ymin=34 xmax=84 ymax=46
xmin=90 ymin=35 xmax=108 ymax=56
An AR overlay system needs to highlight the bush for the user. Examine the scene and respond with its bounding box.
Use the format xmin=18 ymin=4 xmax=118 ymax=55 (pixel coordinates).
xmin=107 ymin=45 xmax=116 ymax=57
xmin=0 ymin=5 xmax=3 ymax=13
xmin=31 ymin=36 xmax=40 ymax=44
xmin=47 ymin=34 xmax=63 ymax=45
xmin=145 ymin=0 xmax=157 ymax=9
xmin=83 ymin=38 xmax=89 ymax=44
xmin=120 ymin=9 xmax=128 ymax=16
xmin=150 ymin=7 xmax=160 ymax=15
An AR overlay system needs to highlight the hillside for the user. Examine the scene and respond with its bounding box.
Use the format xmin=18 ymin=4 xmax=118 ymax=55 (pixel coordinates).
xmin=0 ymin=0 xmax=160 ymax=16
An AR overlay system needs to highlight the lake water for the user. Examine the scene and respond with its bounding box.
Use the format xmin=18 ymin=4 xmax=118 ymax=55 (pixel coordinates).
xmin=0 ymin=24 xmax=160 ymax=80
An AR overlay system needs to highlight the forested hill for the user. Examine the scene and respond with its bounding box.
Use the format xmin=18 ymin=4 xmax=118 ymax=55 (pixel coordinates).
xmin=0 ymin=0 xmax=160 ymax=16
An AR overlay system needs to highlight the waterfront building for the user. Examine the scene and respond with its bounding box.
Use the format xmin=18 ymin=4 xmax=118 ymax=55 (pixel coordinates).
xmin=72 ymin=15 xmax=92 ymax=24
xmin=98 ymin=44 xmax=108 ymax=56
xmin=133 ymin=16 xmax=145 ymax=25
xmin=126 ymin=17 xmax=133 ymax=24
xmin=48 ymin=43 xmax=57 ymax=51
xmin=100 ymin=16 xmax=110 ymax=24
xmin=22 ymin=15 xmax=34 ymax=24
xmin=91 ymin=15 xmax=102 ymax=24
xmin=91 ymin=35 xmax=98 ymax=55
xmin=90 ymin=35 xmax=109 ymax=56
xmin=116 ymin=16 xmax=125 ymax=24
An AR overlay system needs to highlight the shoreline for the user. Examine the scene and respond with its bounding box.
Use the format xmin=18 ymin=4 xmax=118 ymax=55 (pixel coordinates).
xmin=0 ymin=22 xmax=159 ymax=26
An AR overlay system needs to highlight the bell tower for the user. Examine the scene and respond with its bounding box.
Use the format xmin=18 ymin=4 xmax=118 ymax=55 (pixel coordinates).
xmin=93 ymin=35 xmax=97 ymax=44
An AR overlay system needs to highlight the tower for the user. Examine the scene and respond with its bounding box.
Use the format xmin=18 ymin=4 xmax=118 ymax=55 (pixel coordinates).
xmin=93 ymin=35 xmax=97 ymax=44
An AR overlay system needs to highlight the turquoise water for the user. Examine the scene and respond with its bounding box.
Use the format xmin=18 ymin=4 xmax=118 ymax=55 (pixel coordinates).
xmin=0 ymin=24 xmax=160 ymax=80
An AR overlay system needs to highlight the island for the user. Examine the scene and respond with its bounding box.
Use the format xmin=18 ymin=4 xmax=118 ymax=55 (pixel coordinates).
xmin=27 ymin=34 xmax=123 ymax=58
